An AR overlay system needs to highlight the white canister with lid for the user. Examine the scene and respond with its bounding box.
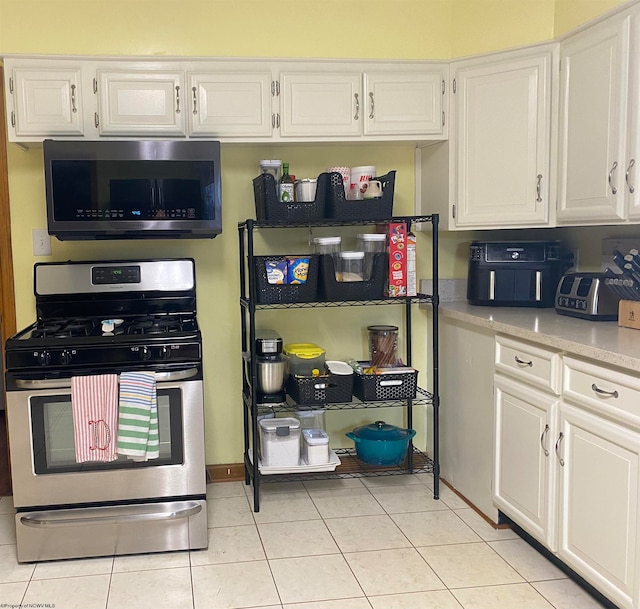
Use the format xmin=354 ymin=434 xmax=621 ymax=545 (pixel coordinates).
xmin=295 ymin=178 xmax=318 ymax=203
xmin=357 ymin=233 xmax=387 ymax=280
xmin=312 ymin=236 xmax=341 ymax=279
xmin=259 ymin=160 xmax=282 ymax=185
xmin=338 ymin=251 xmax=365 ymax=282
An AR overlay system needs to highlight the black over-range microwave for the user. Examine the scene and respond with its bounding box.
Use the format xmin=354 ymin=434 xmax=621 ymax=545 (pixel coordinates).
xmin=44 ymin=139 xmax=222 ymax=240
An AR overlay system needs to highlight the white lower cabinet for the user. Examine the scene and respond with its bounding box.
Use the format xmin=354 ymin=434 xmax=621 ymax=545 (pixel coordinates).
xmin=494 ymin=338 xmax=640 ymax=609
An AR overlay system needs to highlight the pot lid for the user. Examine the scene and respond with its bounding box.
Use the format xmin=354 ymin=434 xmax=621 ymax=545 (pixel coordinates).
xmin=352 ymin=420 xmax=413 ymax=441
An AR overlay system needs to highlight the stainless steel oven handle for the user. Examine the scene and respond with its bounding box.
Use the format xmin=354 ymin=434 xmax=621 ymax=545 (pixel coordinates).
xmin=20 ymin=501 xmax=202 ymax=528
xmin=14 ymin=367 xmax=199 ymax=389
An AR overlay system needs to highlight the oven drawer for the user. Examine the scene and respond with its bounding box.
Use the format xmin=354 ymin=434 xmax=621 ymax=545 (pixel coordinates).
xmin=14 ymin=499 xmax=207 ymax=562
xmin=495 ymin=335 xmax=561 ymax=395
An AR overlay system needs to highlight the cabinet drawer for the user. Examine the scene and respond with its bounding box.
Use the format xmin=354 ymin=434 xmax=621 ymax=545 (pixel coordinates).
xmin=563 ymin=356 xmax=640 ymax=429
xmin=495 ymin=335 xmax=561 ymax=394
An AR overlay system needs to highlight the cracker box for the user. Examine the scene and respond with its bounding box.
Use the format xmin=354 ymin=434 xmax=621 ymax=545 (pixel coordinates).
xmin=619 ymin=300 xmax=640 ymax=330
xmin=386 ymin=222 xmax=408 ymax=297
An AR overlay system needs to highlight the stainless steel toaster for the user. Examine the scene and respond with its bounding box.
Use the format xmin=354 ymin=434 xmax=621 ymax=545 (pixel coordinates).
xmin=555 ymin=272 xmax=621 ymax=320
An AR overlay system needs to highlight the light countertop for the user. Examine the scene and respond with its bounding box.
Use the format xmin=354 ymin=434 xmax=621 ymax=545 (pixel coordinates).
xmin=439 ymin=302 xmax=640 ymax=374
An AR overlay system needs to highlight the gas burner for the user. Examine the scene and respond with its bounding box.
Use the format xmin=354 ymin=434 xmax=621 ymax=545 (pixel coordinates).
xmin=126 ymin=315 xmax=196 ymax=336
xmin=32 ymin=319 xmax=96 ymax=339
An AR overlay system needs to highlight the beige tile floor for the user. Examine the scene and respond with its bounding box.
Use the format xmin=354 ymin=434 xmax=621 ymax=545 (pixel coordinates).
xmin=0 ymin=475 xmax=610 ymax=609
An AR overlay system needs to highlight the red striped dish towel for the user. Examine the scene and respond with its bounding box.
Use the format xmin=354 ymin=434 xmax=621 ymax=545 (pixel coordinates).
xmin=117 ymin=371 xmax=159 ymax=461
xmin=71 ymin=374 xmax=119 ymax=463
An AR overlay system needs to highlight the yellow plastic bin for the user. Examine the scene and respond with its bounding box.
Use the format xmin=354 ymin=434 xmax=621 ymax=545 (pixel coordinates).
xmin=284 ymin=343 xmax=326 ymax=377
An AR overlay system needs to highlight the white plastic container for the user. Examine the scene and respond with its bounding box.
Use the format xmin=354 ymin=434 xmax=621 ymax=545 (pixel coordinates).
xmin=294 ymin=409 xmax=326 ymax=431
xmin=338 ymin=251 xmax=365 ymax=282
xmin=259 ymin=417 xmax=300 ymax=467
xmin=302 ymin=428 xmax=330 ymax=465
xmin=356 ymin=233 xmax=387 ymax=280
xmin=295 ymin=178 xmax=318 ymax=202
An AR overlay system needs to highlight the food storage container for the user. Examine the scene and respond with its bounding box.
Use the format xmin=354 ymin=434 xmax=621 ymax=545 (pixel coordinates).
xmin=283 ymin=343 xmax=326 ymax=376
xmin=368 ymin=325 xmax=399 ymax=367
xmin=356 ymin=233 xmax=386 ymax=280
xmin=302 ymin=428 xmax=330 ymax=465
xmin=259 ymin=417 xmax=301 ymax=467
xmin=339 ymin=251 xmax=365 ymax=282
xmin=295 ymin=178 xmax=318 ymax=202
xmin=345 ymin=420 xmax=416 ymax=466
xmin=294 ymin=409 xmax=326 ymax=431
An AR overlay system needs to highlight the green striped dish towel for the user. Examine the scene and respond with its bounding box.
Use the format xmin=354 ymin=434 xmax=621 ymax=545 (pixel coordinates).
xmin=116 ymin=371 xmax=159 ymax=461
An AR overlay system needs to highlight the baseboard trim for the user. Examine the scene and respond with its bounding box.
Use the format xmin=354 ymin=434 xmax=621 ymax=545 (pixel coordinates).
xmin=440 ymin=478 xmax=511 ymax=530
xmin=206 ymin=463 xmax=245 ymax=483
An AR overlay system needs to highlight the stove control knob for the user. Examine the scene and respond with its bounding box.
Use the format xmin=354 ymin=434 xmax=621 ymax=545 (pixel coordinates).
xmin=36 ymin=350 xmax=51 ymax=366
xmin=60 ymin=349 xmax=73 ymax=365
xmin=160 ymin=345 xmax=170 ymax=360
xmin=139 ymin=346 xmax=151 ymax=361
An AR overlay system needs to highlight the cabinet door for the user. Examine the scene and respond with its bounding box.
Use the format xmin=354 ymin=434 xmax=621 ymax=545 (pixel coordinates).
xmin=557 ymin=403 xmax=640 ymax=609
xmin=279 ymin=71 xmax=361 ymax=138
xmin=363 ymin=69 xmax=444 ymax=136
xmin=451 ymin=49 xmax=553 ymax=228
xmin=494 ymin=375 xmax=557 ymax=548
xmin=96 ymin=69 xmax=186 ymax=136
xmin=189 ymin=70 xmax=273 ymax=138
xmin=8 ymin=65 xmax=84 ymax=138
xmin=557 ymin=12 xmax=630 ymax=224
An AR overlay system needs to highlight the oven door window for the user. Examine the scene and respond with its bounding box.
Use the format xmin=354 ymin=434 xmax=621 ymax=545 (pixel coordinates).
xmin=31 ymin=389 xmax=183 ymax=473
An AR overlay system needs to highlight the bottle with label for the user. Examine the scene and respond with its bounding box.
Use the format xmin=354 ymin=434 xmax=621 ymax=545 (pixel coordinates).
xmin=279 ymin=163 xmax=295 ymax=203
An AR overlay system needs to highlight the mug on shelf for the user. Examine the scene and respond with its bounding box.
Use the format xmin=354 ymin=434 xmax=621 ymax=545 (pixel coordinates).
xmin=363 ymin=180 xmax=383 ymax=199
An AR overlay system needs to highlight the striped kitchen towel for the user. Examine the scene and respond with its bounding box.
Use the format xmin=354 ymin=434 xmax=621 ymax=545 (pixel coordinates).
xmin=71 ymin=374 xmax=119 ymax=463
xmin=116 ymin=371 xmax=159 ymax=461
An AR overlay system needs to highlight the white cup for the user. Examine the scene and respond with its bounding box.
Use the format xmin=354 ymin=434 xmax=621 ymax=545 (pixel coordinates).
xmin=349 ymin=166 xmax=376 ymax=200
xmin=363 ymin=180 xmax=383 ymax=199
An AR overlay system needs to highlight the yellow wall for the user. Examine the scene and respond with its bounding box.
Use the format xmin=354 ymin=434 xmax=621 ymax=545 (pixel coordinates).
xmin=554 ymin=0 xmax=629 ymax=36
xmin=0 ymin=0 xmax=631 ymax=464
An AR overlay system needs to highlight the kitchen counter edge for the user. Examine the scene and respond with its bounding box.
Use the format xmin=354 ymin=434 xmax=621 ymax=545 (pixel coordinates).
xmin=438 ymin=302 xmax=640 ymax=374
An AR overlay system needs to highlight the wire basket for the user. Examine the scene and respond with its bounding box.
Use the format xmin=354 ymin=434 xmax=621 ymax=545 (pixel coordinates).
xmin=319 ymin=253 xmax=387 ymax=301
xmin=253 ymin=173 xmax=326 ymax=223
xmin=286 ymin=372 xmax=354 ymax=405
xmin=254 ymin=254 xmax=319 ymax=304
xmin=325 ymin=171 xmax=395 ymax=220
xmin=353 ymin=367 xmax=418 ymax=401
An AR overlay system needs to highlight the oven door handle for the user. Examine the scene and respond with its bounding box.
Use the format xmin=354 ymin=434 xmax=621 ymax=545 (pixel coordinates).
xmin=19 ymin=501 xmax=202 ymax=528
xmin=14 ymin=367 xmax=199 ymax=390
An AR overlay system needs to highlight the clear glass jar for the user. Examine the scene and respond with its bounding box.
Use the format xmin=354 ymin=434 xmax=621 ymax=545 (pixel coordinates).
xmin=367 ymin=324 xmax=398 ymax=367
xmin=339 ymin=251 xmax=365 ymax=282
xmin=356 ymin=233 xmax=386 ymax=280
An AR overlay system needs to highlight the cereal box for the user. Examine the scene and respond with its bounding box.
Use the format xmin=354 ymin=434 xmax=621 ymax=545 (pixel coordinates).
xmin=386 ymin=223 xmax=408 ymax=297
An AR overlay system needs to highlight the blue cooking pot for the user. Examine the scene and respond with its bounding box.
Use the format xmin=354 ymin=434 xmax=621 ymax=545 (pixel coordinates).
xmin=346 ymin=420 xmax=416 ymax=466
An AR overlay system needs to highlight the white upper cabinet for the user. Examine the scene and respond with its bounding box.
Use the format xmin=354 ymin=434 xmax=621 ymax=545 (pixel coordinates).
xmin=278 ymin=70 xmax=362 ymax=138
xmin=449 ymin=46 xmax=555 ymax=229
xmin=188 ymin=67 xmax=273 ymax=138
xmin=4 ymin=60 xmax=86 ymax=140
xmin=95 ymin=67 xmax=187 ymax=137
xmin=363 ymin=69 xmax=446 ymax=137
xmin=557 ymin=10 xmax=633 ymax=224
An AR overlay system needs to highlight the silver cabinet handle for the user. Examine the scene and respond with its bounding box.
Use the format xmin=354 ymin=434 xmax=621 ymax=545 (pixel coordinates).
xmin=540 ymin=424 xmax=550 ymax=457
xmin=514 ymin=355 xmax=533 ymax=367
xmin=609 ymin=161 xmax=618 ymax=194
xmin=555 ymin=432 xmax=565 ymax=467
xmin=536 ymin=174 xmax=542 ymax=202
xmin=70 ymin=84 xmax=77 ymax=113
xmin=94 ymin=112 xmax=99 ymax=128
xmin=192 ymin=86 xmax=197 ymax=114
xmin=175 ymin=85 xmax=181 ymax=114
xmin=591 ymin=383 xmax=619 ymax=399
xmin=276 ymin=113 xmax=280 ymax=128
xmin=354 ymin=93 xmax=359 ymax=120
xmin=369 ymin=92 xmax=375 ymax=119
xmin=626 ymin=159 xmax=636 ymax=194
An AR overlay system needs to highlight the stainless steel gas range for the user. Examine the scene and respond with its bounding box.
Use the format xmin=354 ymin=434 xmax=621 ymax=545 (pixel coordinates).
xmin=4 ymin=259 xmax=207 ymax=562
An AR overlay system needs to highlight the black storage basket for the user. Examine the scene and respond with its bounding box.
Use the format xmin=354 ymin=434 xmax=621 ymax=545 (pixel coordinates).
xmin=286 ymin=372 xmax=354 ymax=405
xmin=253 ymin=173 xmax=326 ymax=223
xmin=325 ymin=170 xmax=395 ymax=220
xmin=353 ymin=367 xmax=418 ymax=401
xmin=319 ymin=253 xmax=387 ymax=301
xmin=254 ymin=254 xmax=319 ymax=304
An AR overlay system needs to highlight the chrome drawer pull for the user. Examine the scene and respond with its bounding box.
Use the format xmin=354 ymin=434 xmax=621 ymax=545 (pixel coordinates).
xmin=555 ymin=432 xmax=565 ymax=467
xmin=591 ymin=383 xmax=619 ymax=399
xmin=540 ymin=424 xmax=550 ymax=457
xmin=609 ymin=161 xmax=618 ymax=195
xmin=514 ymin=355 xmax=533 ymax=367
